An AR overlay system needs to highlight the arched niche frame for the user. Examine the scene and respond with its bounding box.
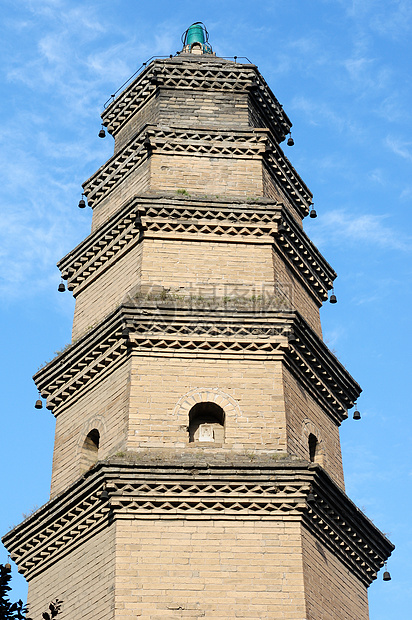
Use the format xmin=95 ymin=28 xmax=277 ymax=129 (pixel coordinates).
xmin=174 ymin=388 xmax=241 ymax=445
xmin=301 ymin=418 xmax=325 ymax=467
xmin=77 ymin=416 xmax=107 ymax=475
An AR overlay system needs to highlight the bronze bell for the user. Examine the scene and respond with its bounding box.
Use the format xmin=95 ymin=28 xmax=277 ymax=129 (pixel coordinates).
xmin=383 ymin=570 xmax=391 ymax=581
xmin=58 ymin=282 xmax=66 ymax=292
xmin=121 ymin=327 xmax=130 ymax=339
xmin=309 ymin=208 xmax=317 ymax=218
xmin=307 ymin=490 xmax=316 ymax=503
xmin=98 ymin=127 xmax=106 ymax=138
xmin=287 ymin=136 xmax=294 ymax=146
xmin=35 ymin=399 xmax=43 ymax=409
xmin=353 ymin=408 xmax=361 ymax=420
xmin=78 ymin=197 xmax=86 ymax=208
xmin=100 ymin=488 xmax=109 ymax=500
xmin=5 ymin=562 xmax=11 ymax=572
xmin=330 ymin=293 xmax=337 ymax=304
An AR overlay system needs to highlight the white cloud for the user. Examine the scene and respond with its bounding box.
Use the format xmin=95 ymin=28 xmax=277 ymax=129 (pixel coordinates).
xmin=385 ymin=136 xmax=412 ymax=162
xmin=343 ymin=54 xmax=391 ymax=92
xmin=308 ymin=209 xmax=410 ymax=252
xmin=291 ymin=96 xmax=360 ymax=136
xmin=367 ymin=168 xmax=386 ymax=185
xmin=400 ymin=186 xmax=412 ymax=200
xmin=371 ymin=0 xmax=412 ymax=38
xmin=377 ymin=93 xmax=410 ymax=123
xmin=339 ymin=0 xmax=412 ymax=38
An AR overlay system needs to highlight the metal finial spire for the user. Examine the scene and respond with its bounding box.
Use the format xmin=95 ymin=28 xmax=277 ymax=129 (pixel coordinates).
xmin=181 ymin=22 xmax=213 ymax=55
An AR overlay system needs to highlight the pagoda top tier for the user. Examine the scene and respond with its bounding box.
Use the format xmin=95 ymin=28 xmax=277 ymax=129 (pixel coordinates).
xmin=101 ymin=55 xmax=292 ymax=146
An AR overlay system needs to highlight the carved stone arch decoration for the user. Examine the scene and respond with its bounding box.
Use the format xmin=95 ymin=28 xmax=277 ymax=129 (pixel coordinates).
xmin=77 ymin=416 xmax=107 ymax=475
xmin=301 ymin=418 xmax=326 ymax=467
xmin=174 ymin=388 xmax=241 ymax=444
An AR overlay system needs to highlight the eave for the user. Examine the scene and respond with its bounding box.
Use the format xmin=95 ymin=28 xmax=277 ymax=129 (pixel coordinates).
xmin=2 ymin=459 xmax=393 ymax=586
xmin=33 ymin=306 xmax=360 ymax=423
xmin=101 ymin=58 xmax=292 ymax=143
xmin=81 ymin=123 xmax=311 ymax=217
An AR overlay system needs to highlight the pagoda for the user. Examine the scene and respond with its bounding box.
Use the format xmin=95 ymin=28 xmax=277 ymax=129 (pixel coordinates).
xmin=3 ymin=23 xmax=393 ymax=620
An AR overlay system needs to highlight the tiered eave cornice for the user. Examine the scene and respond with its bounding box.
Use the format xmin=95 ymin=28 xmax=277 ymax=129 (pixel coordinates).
xmin=82 ymin=124 xmax=312 ymax=216
xmin=101 ymin=57 xmax=292 ymax=143
xmin=2 ymin=459 xmax=393 ymax=585
xmin=33 ymin=305 xmax=360 ymax=422
xmin=58 ymin=195 xmax=333 ymax=303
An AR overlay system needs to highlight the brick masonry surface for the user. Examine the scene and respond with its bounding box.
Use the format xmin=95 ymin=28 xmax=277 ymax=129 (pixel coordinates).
xmin=24 ymin=516 xmax=371 ymax=619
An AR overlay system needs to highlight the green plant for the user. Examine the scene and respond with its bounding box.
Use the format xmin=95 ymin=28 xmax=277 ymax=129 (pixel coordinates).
xmin=176 ymin=189 xmax=189 ymax=196
xmin=53 ymin=342 xmax=71 ymax=357
xmin=0 ymin=564 xmax=62 ymax=619
xmin=21 ymin=505 xmax=38 ymax=520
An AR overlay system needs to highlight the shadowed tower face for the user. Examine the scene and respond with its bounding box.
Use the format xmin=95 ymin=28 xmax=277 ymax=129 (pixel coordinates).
xmin=3 ymin=23 xmax=393 ymax=620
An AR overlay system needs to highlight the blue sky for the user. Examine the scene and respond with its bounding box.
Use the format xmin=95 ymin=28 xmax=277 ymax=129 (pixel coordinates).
xmin=1 ymin=0 xmax=411 ymax=617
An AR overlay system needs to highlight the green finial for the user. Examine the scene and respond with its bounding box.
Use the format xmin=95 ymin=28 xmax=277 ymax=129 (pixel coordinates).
xmin=186 ymin=23 xmax=206 ymax=46
xmin=181 ymin=22 xmax=213 ymax=54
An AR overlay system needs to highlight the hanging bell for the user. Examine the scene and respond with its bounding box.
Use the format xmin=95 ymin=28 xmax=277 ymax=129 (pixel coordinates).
xmin=330 ymin=290 xmax=337 ymax=304
xmin=309 ymin=207 xmax=317 ymax=218
xmin=265 ymin=143 xmax=273 ymax=154
xmin=121 ymin=327 xmax=130 ymax=339
xmin=100 ymin=488 xmax=109 ymax=501
xmin=35 ymin=399 xmax=43 ymax=409
xmin=287 ymin=135 xmax=294 ymax=146
xmin=383 ymin=570 xmax=391 ymax=581
xmin=4 ymin=562 xmax=11 ymax=572
xmin=58 ymin=282 xmax=66 ymax=293
xmin=307 ymin=490 xmax=316 ymax=503
xmin=143 ymin=134 xmax=151 ymax=149
xmin=353 ymin=408 xmax=361 ymax=420
xmin=98 ymin=126 xmax=106 ymax=138
xmin=78 ymin=195 xmax=86 ymax=208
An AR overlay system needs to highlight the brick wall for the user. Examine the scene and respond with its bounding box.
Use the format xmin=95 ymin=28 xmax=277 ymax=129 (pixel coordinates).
xmin=150 ymin=153 xmax=263 ymax=197
xmin=157 ymin=89 xmax=249 ymax=130
xmin=71 ymin=237 xmax=321 ymax=344
xmin=282 ymin=366 xmax=345 ymax=489
xmin=91 ymin=162 xmax=150 ymax=232
xmin=114 ymin=89 xmax=251 ymax=155
xmin=50 ymin=362 xmax=131 ymax=497
xmin=114 ymin=94 xmax=159 ymax=154
xmin=27 ymin=525 xmax=115 ymax=620
xmin=115 ymin=518 xmax=307 ymax=620
xmin=301 ymin=525 xmax=369 ymax=620
xmin=262 ymin=164 xmax=304 ymax=225
xmin=72 ymin=242 xmax=143 ymax=340
xmin=272 ymin=247 xmax=322 ymax=336
xmin=128 ymin=356 xmax=286 ymax=452
xmin=140 ymin=237 xmax=275 ymax=296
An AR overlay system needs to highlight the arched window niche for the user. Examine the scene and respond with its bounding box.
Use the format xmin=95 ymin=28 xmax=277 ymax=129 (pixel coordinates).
xmin=80 ymin=429 xmax=100 ymax=473
xmin=188 ymin=402 xmax=225 ymax=444
xmin=308 ymin=433 xmax=319 ymax=463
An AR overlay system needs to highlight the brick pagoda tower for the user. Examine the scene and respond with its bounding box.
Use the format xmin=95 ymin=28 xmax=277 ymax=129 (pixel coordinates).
xmin=4 ymin=24 xmax=393 ymax=620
